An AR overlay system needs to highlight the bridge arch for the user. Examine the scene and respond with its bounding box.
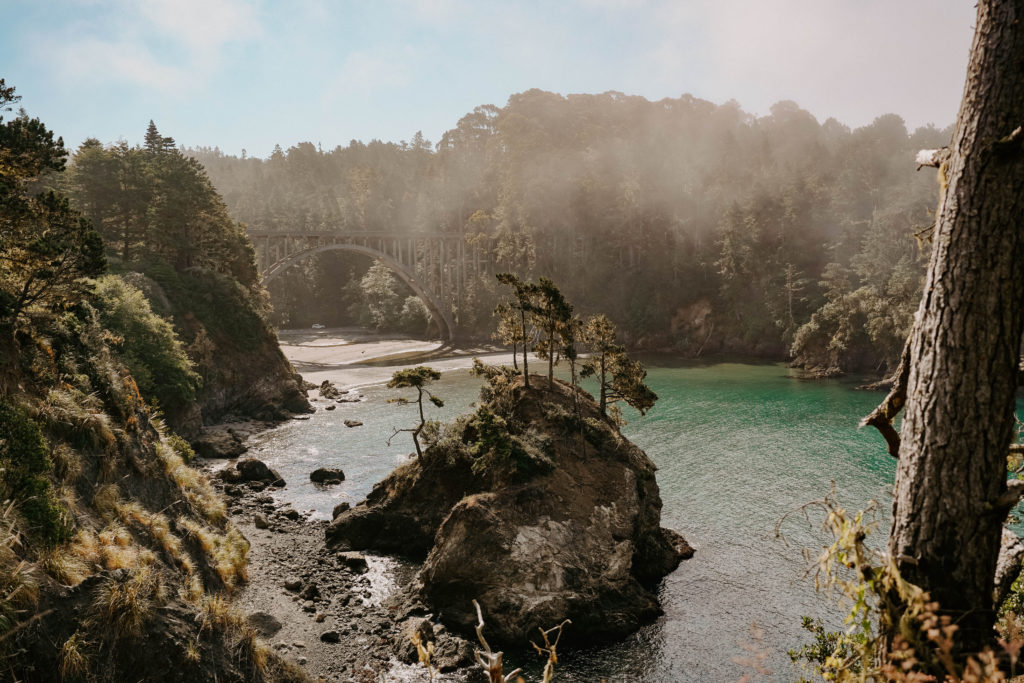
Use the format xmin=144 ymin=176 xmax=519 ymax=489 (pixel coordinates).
xmin=261 ymin=243 xmax=455 ymax=341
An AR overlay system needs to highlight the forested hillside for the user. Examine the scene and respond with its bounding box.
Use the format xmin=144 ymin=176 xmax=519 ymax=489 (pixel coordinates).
xmin=63 ymin=123 xmax=309 ymax=436
xmin=190 ymin=90 xmax=948 ymax=377
xmin=0 ymin=80 xmax=306 ymax=681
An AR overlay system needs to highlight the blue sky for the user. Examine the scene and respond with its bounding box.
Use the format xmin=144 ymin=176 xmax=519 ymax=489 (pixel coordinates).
xmin=2 ymin=0 xmax=976 ymax=158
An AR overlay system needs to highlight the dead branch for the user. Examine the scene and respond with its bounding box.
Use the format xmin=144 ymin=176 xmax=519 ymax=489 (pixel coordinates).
xmin=860 ymin=337 xmax=912 ymax=458
xmin=915 ymin=147 xmax=951 ymax=170
xmin=472 ymin=599 xmax=521 ymax=683
xmin=531 ymin=619 xmax=571 ymax=683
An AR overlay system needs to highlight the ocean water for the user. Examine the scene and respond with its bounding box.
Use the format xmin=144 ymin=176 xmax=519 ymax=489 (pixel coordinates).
xmin=246 ymin=361 xmax=904 ymax=681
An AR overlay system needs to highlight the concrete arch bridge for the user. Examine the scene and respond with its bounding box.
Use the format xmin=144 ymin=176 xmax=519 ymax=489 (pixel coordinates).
xmin=251 ymin=231 xmax=492 ymax=341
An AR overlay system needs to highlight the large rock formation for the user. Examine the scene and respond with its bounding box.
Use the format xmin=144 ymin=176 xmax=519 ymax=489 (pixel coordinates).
xmin=327 ymin=371 xmax=692 ymax=644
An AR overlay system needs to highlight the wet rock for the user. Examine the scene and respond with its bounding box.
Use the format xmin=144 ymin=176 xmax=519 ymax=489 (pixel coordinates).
xmin=253 ymin=514 xmax=269 ymax=529
xmin=320 ymin=630 xmax=341 ymax=643
xmin=332 ymin=502 xmax=351 ymax=519
xmin=281 ymin=507 xmax=301 ymax=521
xmin=319 ymin=381 xmax=342 ymax=400
xmin=343 ymin=419 xmax=363 ymax=428
xmin=336 ymin=551 xmax=369 ymax=573
xmin=192 ymin=428 xmax=248 ymax=459
xmin=236 ymin=459 xmax=286 ymax=486
xmin=247 ymin=612 xmax=282 ymax=637
xmin=311 ymin=468 xmax=345 ymax=484
xmin=325 ymin=405 xmax=336 ymax=411
xmin=218 ymin=468 xmax=244 ymax=483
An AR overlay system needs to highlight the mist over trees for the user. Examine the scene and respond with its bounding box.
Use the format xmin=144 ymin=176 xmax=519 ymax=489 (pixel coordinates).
xmin=188 ymin=91 xmax=948 ymax=375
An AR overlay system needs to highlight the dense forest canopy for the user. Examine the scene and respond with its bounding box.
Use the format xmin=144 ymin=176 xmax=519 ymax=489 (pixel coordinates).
xmin=184 ymin=90 xmax=947 ymax=376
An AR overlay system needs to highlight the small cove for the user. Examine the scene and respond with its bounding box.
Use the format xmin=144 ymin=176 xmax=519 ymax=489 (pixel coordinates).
xmin=245 ymin=358 xmax=926 ymax=680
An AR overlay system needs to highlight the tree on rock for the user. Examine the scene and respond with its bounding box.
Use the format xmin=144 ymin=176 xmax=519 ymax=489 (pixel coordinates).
xmin=530 ymin=277 xmax=573 ymax=390
xmin=495 ymin=272 xmax=536 ymax=388
xmin=387 ymin=366 xmax=444 ymax=458
xmin=581 ymin=314 xmax=657 ymax=423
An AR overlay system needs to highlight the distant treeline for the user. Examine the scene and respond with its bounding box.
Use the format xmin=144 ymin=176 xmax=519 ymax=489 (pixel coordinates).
xmin=186 ymin=90 xmax=949 ymax=376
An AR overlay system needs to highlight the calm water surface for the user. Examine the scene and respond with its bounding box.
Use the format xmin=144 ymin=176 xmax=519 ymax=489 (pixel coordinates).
xmin=247 ymin=361 xmax=900 ymax=681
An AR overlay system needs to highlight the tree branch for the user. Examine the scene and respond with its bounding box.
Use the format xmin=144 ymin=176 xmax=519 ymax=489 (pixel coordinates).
xmin=988 ymin=479 xmax=1024 ymax=513
xmin=915 ymin=147 xmax=951 ymax=170
xmin=860 ymin=336 xmax=912 ymax=458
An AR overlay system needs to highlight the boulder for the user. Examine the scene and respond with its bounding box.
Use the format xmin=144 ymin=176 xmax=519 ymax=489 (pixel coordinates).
xmin=394 ymin=617 xmax=473 ymax=672
xmin=310 ymin=468 xmax=346 ymax=484
xmin=331 ymin=501 xmax=351 ymax=519
xmin=330 ymin=374 xmax=692 ymax=645
xmin=191 ymin=429 xmax=247 ymax=459
xmin=253 ymin=514 xmax=269 ymax=529
xmin=236 ymin=459 xmax=285 ymax=486
xmin=336 ymin=551 xmax=369 ymax=573
xmin=319 ymin=381 xmax=342 ymax=400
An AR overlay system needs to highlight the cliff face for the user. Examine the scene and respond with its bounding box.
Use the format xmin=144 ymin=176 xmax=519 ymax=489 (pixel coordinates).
xmin=327 ymin=371 xmax=692 ymax=645
xmin=0 ymin=312 xmax=306 ymax=682
xmin=127 ymin=267 xmax=311 ymax=438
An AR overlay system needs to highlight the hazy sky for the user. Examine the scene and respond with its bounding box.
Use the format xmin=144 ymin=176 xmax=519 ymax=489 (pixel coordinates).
xmin=2 ymin=0 xmax=976 ymax=158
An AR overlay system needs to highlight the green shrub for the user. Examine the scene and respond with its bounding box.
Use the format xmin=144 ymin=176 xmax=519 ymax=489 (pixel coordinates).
xmin=92 ymin=275 xmax=201 ymax=414
xmin=0 ymin=401 xmax=73 ymax=545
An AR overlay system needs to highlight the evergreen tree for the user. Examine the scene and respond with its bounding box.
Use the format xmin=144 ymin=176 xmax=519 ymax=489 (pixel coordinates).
xmin=386 ymin=366 xmax=443 ymax=458
xmin=581 ymin=314 xmax=657 ymax=423
xmin=0 ymin=80 xmax=105 ymax=326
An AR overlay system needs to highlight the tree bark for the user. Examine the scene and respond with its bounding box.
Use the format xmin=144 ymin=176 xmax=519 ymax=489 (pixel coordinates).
xmin=887 ymin=0 xmax=1024 ymax=658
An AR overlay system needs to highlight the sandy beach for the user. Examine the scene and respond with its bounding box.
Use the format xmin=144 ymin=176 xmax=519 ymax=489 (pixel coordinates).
xmin=277 ymin=326 xmax=527 ymax=389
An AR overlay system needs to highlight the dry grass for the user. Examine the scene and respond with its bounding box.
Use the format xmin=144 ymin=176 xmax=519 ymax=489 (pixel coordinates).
xmin=178 ymin=518 xmax=248 ymax=590
xmin=40 ymin=545 xmax=90 ymax=587
xmin=91 ymin=484 xmax=121 ymax=520
xmin=0 ymin=501 xmax=38 ymax=639
xmin=196 ymin=594 xmax=272 ymax=681
xmin=90 ymin=565 xmax=163 ymax=639
xmin=94 ymin=522 xmax=156 ymax=572
xmin=37 ymin=387 xmax=117 ymax=455
xmin=155 ymin=442 xmax=226 ymax=524
xmin=116 ymin=502 xmax=186 ymax=565
xmin=181 ymin=572 xmax=204 ymax=605
xmin=59 ymin=630 xmax=91 ymax=681
xmin=50 ymin=444 xmax=82 ymax=482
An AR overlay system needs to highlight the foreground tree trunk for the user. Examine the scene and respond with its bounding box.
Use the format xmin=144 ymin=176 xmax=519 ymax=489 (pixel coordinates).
xmin=888 ymin=0 xmax=1024 ymax=658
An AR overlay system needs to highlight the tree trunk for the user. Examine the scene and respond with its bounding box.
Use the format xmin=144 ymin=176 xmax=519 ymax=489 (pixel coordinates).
xmin=887 ymin=0 xmax=1024 ymax=658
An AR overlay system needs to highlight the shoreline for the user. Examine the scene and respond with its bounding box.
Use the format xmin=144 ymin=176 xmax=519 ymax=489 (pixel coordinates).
xmin=277 ymin=326 xmax=527 ymax=391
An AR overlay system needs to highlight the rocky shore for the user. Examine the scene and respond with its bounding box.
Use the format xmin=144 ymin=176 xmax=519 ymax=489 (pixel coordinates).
xmin=206 ymin=458 xmax=479 ymax=682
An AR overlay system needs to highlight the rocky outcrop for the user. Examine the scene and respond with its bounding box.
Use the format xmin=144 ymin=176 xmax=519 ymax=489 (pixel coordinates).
xmin=310 ymin=468 xmax=345 ymax=484
xmin=126 ymin=269 xmax=313 ymax=440
xmin=327 ymin=373 xmax=691 ymax=645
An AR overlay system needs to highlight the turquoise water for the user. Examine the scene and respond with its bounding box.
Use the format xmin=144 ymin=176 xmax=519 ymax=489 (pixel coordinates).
xmin=248 ymin=361 xmax=901 ymax=681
